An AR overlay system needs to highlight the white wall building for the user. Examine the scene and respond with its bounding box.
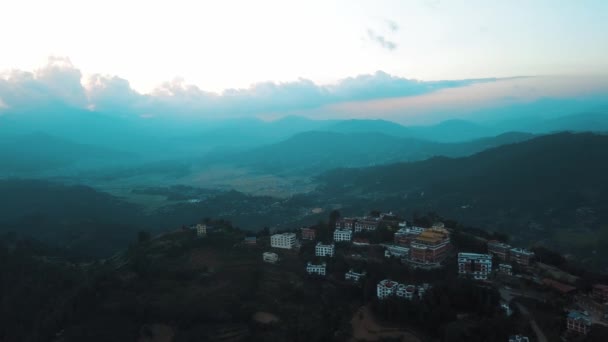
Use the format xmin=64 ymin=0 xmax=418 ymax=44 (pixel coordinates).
xmin=345 ymin=269 xmax=367 ymax=283
xmin=334 ymin=228 xmax=352 ymax=242
xmin=195 ymin=223 xmax=207 ymax=237
xmin=315 ymin=242 xmax=335 ymax=257
xmin=396 ymin=284 xmax=416 ymax=300
xmin=377 ymin=279 xmax=399 ymax=299
xmin=262 ymin=252 xmax=279 ymax=263
xmin=383 ymin=244 xmax=410 ymax=259
xmin=271 ymin=232 xmax=297 ymax=249
xmin=458 ymin=252 xmax=493 ymax=280
xmin=306 ymin=262 xmax=326 ymax=276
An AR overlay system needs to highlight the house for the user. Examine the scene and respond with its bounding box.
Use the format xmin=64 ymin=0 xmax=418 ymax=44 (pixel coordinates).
xmin=508 ymin=335 xmax=530 ymax=342
xmin=345 ymin=269 xmax=366 ymax=283
xmin=300 ymin=227 xmax=317 ymax=241
xmin=499 ymin=263 xmax=513 ymax=276
xmin=409 ymin=228 xmax=450 ymax=265
xmin=354 ymin=218 xmax=379 ymax=232
xmin=383 ymin=244 xmax=410 ymax=259
xmin=510 ymin=248 xmax=534 ymax=266
xmin=592 ymin=284 xmax=608 ymax=302
xmin=244 ymin=236 xmax=257 ymax=245
xmin=263 ymin=252 xmax=279 ymax=263
xmin=487 ymin=240 xmax=511 ymax=261
xmin=377 ymin=279 xmax=399 ymax=299
xmin=567 ymin=310 xmax=591 ymax=334
xmin=352 ymin=237 xmax=370 ymax=246
xmin=315 ymin=242 xmax=335 ymax=257
xmin=195 ymin=223 xmax=207 ymax=237
xmin=543 ymin=278 xmax=576 ymax=295
xmin=334 ymin=228 xmax=352 ymax=242
xmin=458 ymin=253 xmax=492 ymax=280
xmin=270 ymin=232 xmax=297 ymax=249
xmin=336 ymin=218 xmax=356 ymax=230
xmin=306 ymin=262 xmax=326 ymax=276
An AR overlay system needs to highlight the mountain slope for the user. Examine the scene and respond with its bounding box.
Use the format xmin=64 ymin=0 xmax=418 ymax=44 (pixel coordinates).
xmin=217 ymin=131 xmax=535 ymax=175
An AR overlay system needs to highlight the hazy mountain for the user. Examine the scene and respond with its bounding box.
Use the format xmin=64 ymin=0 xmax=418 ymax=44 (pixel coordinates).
xmin=0 ymin=132 xmax=132 ymax=174
xmin=214 ymin=131 xmax=535 ymax=175
xmin=317 ymin=132 xmax=608 ymax=266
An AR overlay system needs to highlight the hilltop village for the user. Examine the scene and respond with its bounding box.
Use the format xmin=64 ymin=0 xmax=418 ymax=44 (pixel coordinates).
xmin=181 ymin=211 xmax=608 ymax=342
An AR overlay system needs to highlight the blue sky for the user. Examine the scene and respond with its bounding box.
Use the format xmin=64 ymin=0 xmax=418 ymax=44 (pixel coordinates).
xmin=0 ymin=0 xmax=607 ymax=124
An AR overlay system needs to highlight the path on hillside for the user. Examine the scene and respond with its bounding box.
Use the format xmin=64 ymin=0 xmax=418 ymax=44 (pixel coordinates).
xmin=515 ymin=303 xmax=548 ymax=342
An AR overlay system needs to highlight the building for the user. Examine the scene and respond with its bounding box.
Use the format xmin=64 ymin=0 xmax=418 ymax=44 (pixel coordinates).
xmin=244 ymin=236 xmax=257 ymax=245
xmin=458 ymin=253 xmax=492 ymax=280
xmin=270 ymin=232 xmax=297 ymax=249
xmin=300 ymin=227 xmax=317 ymax=241
xmin=263 ymin=252 xmax=279 ymax=263
xmin=394 ymin=226 xmax=425 ymax=246
xmin=195 ymin=223 xmax=207 ymax=237
xmin=377 ymin=279 xmax=399 ymax=299
xmin=487 ymin=240 xmax=511 ymax=261
xmin=354 ymin=218 xmax=379 ymax=232
xmin=384 ymin=244 xmax=410 ymax=259
xmin=543 ymin=278 xmax=576 ymax=295
xmin=353 ymin=237 xmax=370 ymax=246
xmin=315 ymin=242 xmax=335 ymax=257
xmin=396 ymin=284 xmax=417 ymax=300
xmin=306 ymin=262 xmax=326 ymax=276
xmin=592 ymin=284 xmax=608 ymax=302
xmin=508 ymin=335 xmax=530 ymax=342
xmin=567 ymin=311 xmax=592 ymax=334
xmin=345 ymin=269 xmax=367 ymax=283
xmin=499 ymin=263 xmax=513 ymax=276
xmin=334 ymin=228 xmax=353 ymax=242
xmin=510 ymin=248 xmax=534 ymax=266
xmin=409 ymin=228 xmax=450 ymax=264
xmin=336 ymin=217 xmax=356 ymax=230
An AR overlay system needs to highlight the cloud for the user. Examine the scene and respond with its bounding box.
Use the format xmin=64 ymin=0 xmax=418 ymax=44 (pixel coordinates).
xmin=0 ymin=58 xmax=502 ymax=120
xmin=366 ymin=29 xmax=397 ymax=50
xmin=386 ymin=20 xmax=399 ymax=32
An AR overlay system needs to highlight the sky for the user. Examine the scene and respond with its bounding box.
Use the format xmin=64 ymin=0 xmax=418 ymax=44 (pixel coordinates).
xmin=0 ymin=0 xmax=607 ymax=124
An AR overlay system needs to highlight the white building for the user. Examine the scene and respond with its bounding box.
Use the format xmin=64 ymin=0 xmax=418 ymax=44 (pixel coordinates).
xmin=315 ymin=242 xmax=335 ymax=257
xmin=345 ymin=269 xmax=367 ymax=283
xmin=262 ymin=252 xmax=279 ymax=264
xmin=334 ymin=228 xmax=352 ymax=242
xmin=306 ymin=262 xmax=326 ymax=276
xmin=509 ymin=335 xmax=530 ymax=342
xmin=383 ymin=244 xmax=410 ymax=259
xmin=377 ymin=279 xmax=399 ymax=299
xmin=195 ymin=223 xmax=207 ymax=237
xmin=271 ymin=232 xmax=297 ymax=249
xmin=458 ymin=252 xmax=493 ymax=280
xmin=396 ymin=284 xmax=417 ymax=300
xmin=499 ymin=263 xmax=513 ymax=275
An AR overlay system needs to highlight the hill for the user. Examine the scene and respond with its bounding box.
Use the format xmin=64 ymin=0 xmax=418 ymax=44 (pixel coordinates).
xmin=317 ymin=132 xmax=608 ymax=268
xmin=217 ymin=131 xmax=534 ymax=175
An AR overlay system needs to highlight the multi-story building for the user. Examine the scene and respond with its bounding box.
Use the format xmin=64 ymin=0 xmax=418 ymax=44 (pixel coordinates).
xmin=377 ymin=279 xmax=399 ymax=299
xmin=487 ymin=240 xmax=511 ymax=261
xmin=394 ymin=226 xmax=426 ymax=246
xmin=271 ymin=232 xmax=297 ymax=249
xmin=354 ymin=218 xmax=379 ymax=232
xmin=243 ymin=236 xmax=257 ymax=245
xmin=567 ymin=311 xmax=592 ymax=334
xmin=383 ymin=244 xmax=410 ymax=259
xmin=396 ymin=284 xmax=417 ymax=300
xmin=300 ymin=227 xmax=317 ymax=241
xmin=510 ymin=248 xmax=534 ymax=266
xmin=306 ymin=262 xmax=326 ymax=276
xmin=498 ymin=263 xmax=513 ymax=276
xmin=592 ymin=284 xmax=608 ymax=302
xmin=262 ymin=252 xmax=279 ymax=263
xmin=195 ymin=223 xmax=207 ymax=237
xmin=334 ymin=228 xmax=353 ymax=242
xmin=315 ymin=242 xmax=335 ymax=257
xmin=336 ymin=218 xmax=356 ymax=230
xmin=345 ymin=269 xmax=367 ymax=283
xmin=458 ymin=253 xmax=492 ymax=280
xmin=409 ymin=228 xmax=451 ymax=264
xmin=508 ymin=335 xmax=530 ymax=342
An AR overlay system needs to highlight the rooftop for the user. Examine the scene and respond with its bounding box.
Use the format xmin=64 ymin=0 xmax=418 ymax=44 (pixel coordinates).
xmin=458 ymin=252 xmax=492 ymax=260
xmin=567 ymin=311 xmax=592 ymax=325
